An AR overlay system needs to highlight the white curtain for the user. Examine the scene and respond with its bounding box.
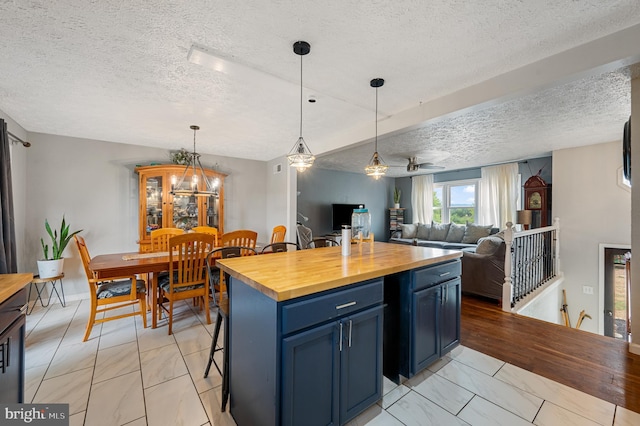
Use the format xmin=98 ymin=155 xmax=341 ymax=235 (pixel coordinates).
xmin=479 ymin=163 xmax=519 ymax=229
xmin=411 ymin=174 xmax=433 ymax=224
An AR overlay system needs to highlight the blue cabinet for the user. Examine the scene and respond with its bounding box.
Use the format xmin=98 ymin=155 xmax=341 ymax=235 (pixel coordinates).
xmin=384 ymin=260 xmax=461 ymax=382
xmin=411 ymin=278 xmax=461 ymax=373
xmin=440 ymin=279 xmax=461 ymax=355
xmin=282 ymin=305 xmax=383 ymax=426
xmin=282 ymin=320 xmax=339 ymax=425
xmin=0 ymin=288 xmax=26 ymax=403
xmin=230 ymin=277 xmax=384 ymax=426
xmin=412 ymin=285 xmax=440 ymax=372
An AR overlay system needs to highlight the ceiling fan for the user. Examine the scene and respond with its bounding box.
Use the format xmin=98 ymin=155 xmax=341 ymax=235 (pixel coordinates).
xmin=404 ymin=156 xmax=445 ymax=172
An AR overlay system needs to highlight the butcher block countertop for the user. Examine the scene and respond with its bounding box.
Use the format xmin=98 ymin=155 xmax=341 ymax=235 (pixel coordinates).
xmin=217 ymin=242 xmax=462 ymax=302
xmin=0 ymin=273 xmax=33 ymax=304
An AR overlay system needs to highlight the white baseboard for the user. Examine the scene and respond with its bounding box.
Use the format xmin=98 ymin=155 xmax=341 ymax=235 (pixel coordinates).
xmin=630 ymin=342 xmax=640 ymax=355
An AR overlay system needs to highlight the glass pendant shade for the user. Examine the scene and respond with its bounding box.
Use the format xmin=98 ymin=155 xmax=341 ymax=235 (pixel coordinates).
xmin=170 ymin=125 xmax=220 ymax=197
xmin=365 ymin=152 xmax=389 ymax=180
xmin=365 ymin=78 xmax=388 ymax=179
xmin=287 ymin=41 xmax=315 ymax=172
xmin=288 ymin=136 xmax=315 ymax=171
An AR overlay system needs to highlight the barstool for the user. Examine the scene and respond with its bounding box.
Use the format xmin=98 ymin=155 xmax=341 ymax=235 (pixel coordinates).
xmin=27 ymin=273 xmax=65 ymax=314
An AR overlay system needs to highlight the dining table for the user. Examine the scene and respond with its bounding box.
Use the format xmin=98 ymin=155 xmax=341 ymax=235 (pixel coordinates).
xmin=89 ymin=251 xmax=176 ymax=328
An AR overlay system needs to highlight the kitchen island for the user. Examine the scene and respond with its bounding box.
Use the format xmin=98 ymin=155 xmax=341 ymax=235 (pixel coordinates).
xmin=0 ymin=273 xmax=33 ymax=403
xmin=217 ymin=242 xmax=462 ymax=426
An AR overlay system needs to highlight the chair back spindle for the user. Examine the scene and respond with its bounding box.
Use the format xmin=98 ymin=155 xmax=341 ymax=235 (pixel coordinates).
xmin=150 ymin=228 xmax=184 ymax=252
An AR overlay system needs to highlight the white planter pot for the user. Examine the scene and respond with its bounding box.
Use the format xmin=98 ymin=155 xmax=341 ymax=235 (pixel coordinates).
xmin=37 ymin=258 xmax=64 ymax=279
xmin=394 ymin=203 xmax=400 ymax=209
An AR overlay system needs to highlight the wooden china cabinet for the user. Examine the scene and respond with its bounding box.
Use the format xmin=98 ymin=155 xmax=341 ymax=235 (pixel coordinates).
xmin=135 ymin=165 xmax=226 ymax=252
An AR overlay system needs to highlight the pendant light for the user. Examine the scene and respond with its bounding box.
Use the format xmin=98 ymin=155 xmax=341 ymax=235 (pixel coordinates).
xmin=287 ymin=41 xmax=315 ymax=172
xmin=365 ymin=78 xmax=388 ymax=179
xmin=170 ymin=125 xmax=220 ymax=197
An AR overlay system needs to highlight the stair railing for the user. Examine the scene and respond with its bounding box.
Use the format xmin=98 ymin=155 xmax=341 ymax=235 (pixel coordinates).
xmin=502 ymin=217 xmax=560 ymax=311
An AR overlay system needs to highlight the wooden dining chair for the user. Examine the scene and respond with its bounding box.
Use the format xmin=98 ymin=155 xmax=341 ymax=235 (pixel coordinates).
xmin=307 ymin=237 xmax=340 ymax=248
xmin=270 ymin=225 xmax=287 ymax=244
xmin=74 ymin=235 xmax=147 ymax=342
xmin=150 ymin=228 xmax=184 ymax=252
xmin=220 ymin=230 xmax=258 ymax=257
xmin=157 ymin=233 xmax=215 ymax=334
xmin=192 ymin=226 xmax=219 ymax=246
xmin=204 ymin=246 xmax=257 ymax=411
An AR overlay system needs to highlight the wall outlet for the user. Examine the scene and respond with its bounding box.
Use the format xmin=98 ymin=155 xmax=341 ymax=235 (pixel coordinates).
xmin=582 ymin=286 xmax=594 ymax=295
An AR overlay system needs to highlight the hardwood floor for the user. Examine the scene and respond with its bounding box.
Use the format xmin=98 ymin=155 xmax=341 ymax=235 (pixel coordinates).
xmin=461 ymin=295 xmax=640 ymax=414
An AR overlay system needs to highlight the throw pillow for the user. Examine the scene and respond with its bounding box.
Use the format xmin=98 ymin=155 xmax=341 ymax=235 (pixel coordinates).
xmin=462 ymin=223 xmax=494 ymax=244
xmin=430 ymin=222 xmax=450 ymax=241
xmin=445 ymin=223 xmax=466 ymax=242
xmin=492 ymin=229 xmax=506 ymax=240
xmin=416 ymin=223 xmax=431 ymax=240
xmin=401 ymin=223 xmax=418 ymax=239
xmin=475 ymin=236 xmax=504 ymax=255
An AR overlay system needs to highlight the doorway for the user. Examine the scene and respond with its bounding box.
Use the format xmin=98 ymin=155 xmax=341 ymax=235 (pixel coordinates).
xmin=600 ymin=245 xmax=631 ymax=340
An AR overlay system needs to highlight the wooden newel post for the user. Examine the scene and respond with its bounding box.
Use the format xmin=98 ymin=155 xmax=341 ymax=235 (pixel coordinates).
xmin=502 ymin=221 xmax=514 ymax=312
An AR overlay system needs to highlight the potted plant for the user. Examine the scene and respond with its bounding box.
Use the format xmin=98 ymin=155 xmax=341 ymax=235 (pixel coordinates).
xmin=38 ymin=216 xmax=82 ymax=279
xmin=170 ymin=148 xmax=192 ymax=165
xmin=393 ymin=187 xmax=401 ymax=209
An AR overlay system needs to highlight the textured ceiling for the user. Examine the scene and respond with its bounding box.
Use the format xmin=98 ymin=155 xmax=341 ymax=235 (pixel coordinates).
xmin=318 ymin=68 xmax=632 ymax=176
xmin=0 ymin=1 xmax=639 ymax=175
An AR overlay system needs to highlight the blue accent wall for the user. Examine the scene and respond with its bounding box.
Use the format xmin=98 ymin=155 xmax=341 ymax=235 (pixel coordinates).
xmin=297 ymin=168 xmax=395 ymax=240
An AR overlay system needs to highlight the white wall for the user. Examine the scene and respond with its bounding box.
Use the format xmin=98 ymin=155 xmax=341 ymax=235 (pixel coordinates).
xmin=517 ymin=281 xmax=563 ymax=325
xmin=266 ymin=156 xmax=296 ymax=243
xmin=553 ymin=141 xmax=631 ymax=334
xmin=24 ymin=132 xmax=269 ymax=297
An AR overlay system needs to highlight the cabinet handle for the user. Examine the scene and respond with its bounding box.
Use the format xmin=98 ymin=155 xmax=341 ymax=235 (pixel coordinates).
xmin=5 ymin=337 xmax=9 ymax=368
xmin=348 ymin=320 xmax=353 ymax=348
xmin=0 ymin=341 xmax=5 ymax=374
xmin=20 ymin=304 xmax=28 ymax=315
xmin=339 ymin=322 xmax=343 ymax=352
xmin=439 ymin=271 xmax=451 ymax=277
xmin=336 ymin=301 xmax=356 ymax=310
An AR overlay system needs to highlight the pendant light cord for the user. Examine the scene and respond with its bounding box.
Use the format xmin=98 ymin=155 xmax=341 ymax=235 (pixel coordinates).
xmin=375 ymin=86 xmax=378 ymax=152
xmin=192 ymin=127 xmax=197 ymax=175
xmin=299 ymin=53 xmax=303 ymax=138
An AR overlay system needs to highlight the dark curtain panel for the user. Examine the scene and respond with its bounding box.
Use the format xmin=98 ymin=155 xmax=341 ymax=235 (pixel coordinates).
xmin=0 ymin=119 xmax=17 ymax=273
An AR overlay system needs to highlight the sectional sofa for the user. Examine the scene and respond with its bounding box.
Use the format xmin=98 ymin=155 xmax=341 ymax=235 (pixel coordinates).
xmin=389 ymin=222 xmax=500 ymax=251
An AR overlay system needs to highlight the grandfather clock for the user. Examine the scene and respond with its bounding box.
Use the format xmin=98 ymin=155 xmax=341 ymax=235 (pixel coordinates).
xmin=524 ymin=175 xmax=551 ymax=228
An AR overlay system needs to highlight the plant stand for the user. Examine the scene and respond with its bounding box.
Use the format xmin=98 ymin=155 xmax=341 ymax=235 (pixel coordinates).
xmin=27 ymin=273 xmax=65 ymax=314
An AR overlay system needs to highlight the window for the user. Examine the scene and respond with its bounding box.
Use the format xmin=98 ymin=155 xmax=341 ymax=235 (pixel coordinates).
xmin=433 ymin=180 xmax=478 ymax=224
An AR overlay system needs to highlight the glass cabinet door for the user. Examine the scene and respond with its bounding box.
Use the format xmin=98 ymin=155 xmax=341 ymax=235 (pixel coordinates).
xmin=171 ymin=185 xmax=199 ymax=231
xmin=145 ymin=176 xmax=164 ymax=237
xmin=205 ymin=195 xmax=220 ymax=229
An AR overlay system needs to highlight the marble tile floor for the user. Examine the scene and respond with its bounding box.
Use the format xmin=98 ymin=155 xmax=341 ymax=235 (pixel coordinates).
xmin=25 ymin=299 xmax=640 ymax=426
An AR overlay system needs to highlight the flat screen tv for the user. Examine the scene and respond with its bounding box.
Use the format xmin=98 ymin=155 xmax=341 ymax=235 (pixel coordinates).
xmin=332 ymin=203 xmax=364 ymax=231
xmin=623 ymin=117 xmax=631 ymax=182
